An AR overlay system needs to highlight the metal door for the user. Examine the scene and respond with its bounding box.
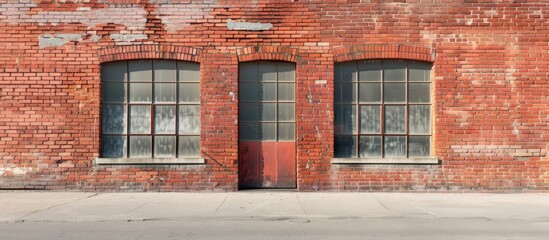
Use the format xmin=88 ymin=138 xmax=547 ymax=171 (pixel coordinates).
xmin=238 ymin=61 xmax=296 ymax=189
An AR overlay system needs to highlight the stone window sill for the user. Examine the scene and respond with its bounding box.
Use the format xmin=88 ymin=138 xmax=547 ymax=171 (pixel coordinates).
xmin=332 ymin=157 xmax=439 ymax=165
xmin=95 ymin=157 xmax=205 ymax=165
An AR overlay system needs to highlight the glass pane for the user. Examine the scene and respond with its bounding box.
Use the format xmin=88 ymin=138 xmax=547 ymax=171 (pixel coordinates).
xmin=129 ymin=83 xmax=152 ymax=103
xmin=409 ymin=105 xmax=431 ymax=134
xmin=408 ymin=83 xmax=430 ymax=103
xmin=154 ymin=136 xmax=175 ymax=158
xmin=179 ymin=105 xmax=200 ymax=135
xmin=258 ymin=62 xmax=277 ymax=81
xmin=278 ymin=123 xmax=295 ymax=141
xmin=358 ymin=60 xmax=382 ymax=82
xmin=259 ymin=123 xmax=276 ymax=140
xmin=153 ymin=60 xmax=176 ymax=82
xmin=359 ymin=136 xmax=381 ymax=157
xmin=278 ymin=103 xmax=295 ymax=121
xmin=334 ymin=135 xmax=356 ymax=158
xmin=102 ymin=61 xmax=127 ymax=82
xmin=409 ymin=136 xmax=430 ymax=157
xmin=178 ymin=136 xmax=200 ymax=157
xmin=334 ymin=105 xmax=356 ymax=134
xmin=259 ymin=103 xmax=276 ymax=121
xmin=384 ymin=136 xmax=406 ymax=157
xmin=408 ymin=62 xmax=431 ymax=82
xmin=154 ymin=106 xmax=175 ymax=134
xmin=129 ymin=136 xmax=152 ymax=158
xmin=259 ymin=83 xmax=276 ymax=101
xmin=383 ymin=60 xmax=406 ymax=82
xmin=129 ymin=60 xmax=152 ymax=81
xmin=240 ymin=82 xmax=257 ymax=101
xmin=360 ymin=105 xmax=380 ymax=134
xmin=239 ymin=103 xmax=258 ymax=121
xmin=239 ymin=62 xmax=258 ymax=82
xmin=383 ymin=83 xmax=406 ymax=102
xmin=102 ymin=104 xmax=126 ymax=134
xmin=277 ymin=62 xmax=295 ymax=82
xmin=102 ymin=136 xmax=126 ymax=158
xmin=178 ymin=62 xmax=200 ymax=82
xmin=240 ymin=122 xmax=258 ymax=141
xmin=154 ymin=83 xmax=176 ymax=103
xmin=335 ymin=83 xmax=356 ymax=103
xmin=359 ymin=83 xmax=381 ymax=103
xmin=334 ymin=62 xmax=356 ymax=82
xmin=130 ymin=105 xmax=151 ymax=133
xmin=178 ymin=83 xmax=200 ymax=103
xmin=278 ymin=83 xmax=295 ymax=101
xmin=384 ymin=106 xmax=405 ymax=134
xmin=103 ymin=83 xmax=126 ymax=103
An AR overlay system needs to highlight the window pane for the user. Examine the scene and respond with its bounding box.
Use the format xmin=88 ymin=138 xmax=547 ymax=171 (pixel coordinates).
xmin=129 ymin=60 xmax=152 ymax=81
xmin=278 ymin=103 xmax=295 ymax=121
xmin=408 ymin=83 xmax=430 ymax=103
xmin=278 ymin=83 xmax=294 ymax=101
xmin=102 ymin=61 xmax=127 ymax=82
xmin=129 ymin=83 xmax=152 ymax=103
xmin=278 ymin=123 xmax=295 ymax=141
xmin=154 ymin=83 xmax=176 ymax=103
xmin=239 ymin=62 xmax=257 ymax=82
xmin=383 ymin=60 xmax=406 ymax=82
xmin=277 ymin=62 xmax=295 ymax=82
xmin=178 ymin=62 xmax=200 ymax=82
xmin=129 ymin=136 xmax=152 ymax=158
xmin=408 ymin=62 xmax=431 ymax=82
xmin=259 ymin=123 xmax=276 ymax=140
xmin=334 ymin=104 xmax=356 ymax=134
xmin=334 ymin=62 xmax=356 ymax=82
xmin=409 ymin=105 xmax=431 ymax=134
xmin=258 ymin=62 xmax=277 ymax=81
xmin=334 ymin=135 xmax=356 ymax=158
xmin=240 ymin=82 xmax=258 ymax=101
xmin=130 ymin=105 xmax=151 ymax=133
xmin=259 ymin=103 xmax=276 ymax=121
xmin=153 ymin=60 xmax=176 ymax=82
xmin=335 ymin=83 xmax=356 ymax=103
xmin=154 ymin=106 xmax=175 ymax=134
xmin=178 ymin=136 xmax=200 ymax=157
xmin=102 ymin=104 xmax=126 ymax=134
xmin=360 ymin=105 xmax=380 ymax=134
xmin=103 ymin=83 xmax=126 ymax=103
xmin=178 ymin=83 xmax=200 ymax=103
xmin=359 ymin=83 xmax=381 ymax=103
xmin=409 ymin=136 xmax=430 ymax=157
xmin=259 ymin=82 xmax=276 ymax=101
xmin=358 ymin=60 xmax=382 ymax=81
xmin=384 ymin=136 xmax=406 ymax=157
xmin=102 ymin=136 xmax=126 ymax=158
xmin=239 ymin=103 xmax=258 ymax=121
xmin=384 ymin=106 xmax=405 ymax=134
xmin=383 ymin=83 xmax=406 ymax=102
xmin=359 ymin=136 xmax=381 ymax=157
xmin=179 ymin=105 xmax=200 ymax=135
xmin=240 ymin=122 xmax=258 ymax=141
xmin=154 ymin=136 xmax=175 ymax=158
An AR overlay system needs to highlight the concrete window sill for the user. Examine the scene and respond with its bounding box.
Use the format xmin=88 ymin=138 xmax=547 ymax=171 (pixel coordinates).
xmin=95 ymin=158 xmax=205 ymax=165
xmin=332 ymin=157 xmax=439 ymax=165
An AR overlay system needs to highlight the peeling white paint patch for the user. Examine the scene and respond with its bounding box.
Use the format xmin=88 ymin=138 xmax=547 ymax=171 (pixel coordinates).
xmin=227 ymin=19 xmax=273 ymax=31
xmin=315 ymin=80 xmax=327 ymax=85
xmin=156 ymin=3 xmax=215 ymax=32
xmin=0 ymin=167 xmax=33 ymax=176
xmin=512 ymin=120 xmax=521 ymax=135
xmin=110 ymin=34 xmax=147 ymax=44
xmin=38 ymin=34 xmax=83 ymax=48
xmin=90 ymin=34 xmax=101 ymax=42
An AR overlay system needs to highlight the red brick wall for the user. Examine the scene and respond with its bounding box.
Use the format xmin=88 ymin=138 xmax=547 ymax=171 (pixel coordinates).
xmin=0 ymin=0 xmax=547 ymax=191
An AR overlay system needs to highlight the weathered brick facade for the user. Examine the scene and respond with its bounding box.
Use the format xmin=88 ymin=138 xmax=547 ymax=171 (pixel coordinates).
xmin=0 ymin=0 xmax=547 ymax=191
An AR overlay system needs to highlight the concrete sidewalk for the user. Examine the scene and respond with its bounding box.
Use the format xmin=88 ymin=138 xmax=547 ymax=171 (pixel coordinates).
xmin=1 ymin=191 xmax=549 ymax=239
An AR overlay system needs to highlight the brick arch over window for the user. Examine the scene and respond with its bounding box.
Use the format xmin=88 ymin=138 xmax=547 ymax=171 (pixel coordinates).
xmin=236 ymin=46 xmax=299 ymax=63
xmin=333 ymin=45 xmax=436 ymax=63
xmin=98 ymin=45 xmax=202 ymax=63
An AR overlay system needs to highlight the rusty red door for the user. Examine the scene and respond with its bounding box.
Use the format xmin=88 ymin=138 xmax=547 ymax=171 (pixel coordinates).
xmin=238 ymin=61 xmax=296 ymax=189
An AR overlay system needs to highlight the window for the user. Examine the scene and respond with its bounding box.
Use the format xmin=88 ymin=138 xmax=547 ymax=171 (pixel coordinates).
xmin=100 ymin=60 xmax=200 ymax=160
xmin=334 ymin=60 xmax=433 ymax=161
